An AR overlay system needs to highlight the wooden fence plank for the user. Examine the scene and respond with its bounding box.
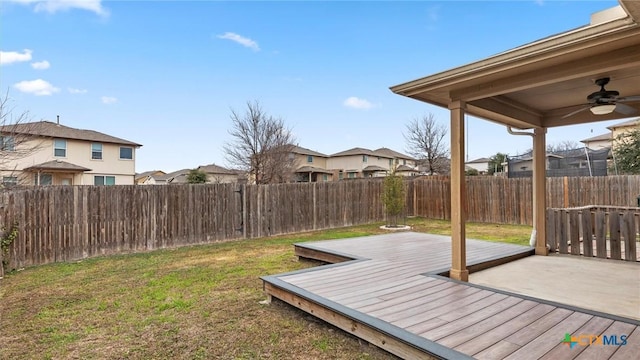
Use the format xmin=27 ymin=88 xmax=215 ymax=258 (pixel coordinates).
xmin=594 ymin=210 xmax=607 ymax=259
xmin=581 ymin=209 xmax=593 ymax=258
xmin=609 ymin=211 xmax=621 ymax=260
xmin=622 ymin=211 xmax=637 ymax=261
xmin=569 ymin=210 xmax=580 ymax=255
xmin=558 ymin=211 xmax=568 ymax=254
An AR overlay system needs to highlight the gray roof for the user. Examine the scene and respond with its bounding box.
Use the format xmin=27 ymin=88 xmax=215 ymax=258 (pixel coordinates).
xmin=330 ymin=147 xmax=377 ymax=157
xmin=362 ymin=165 xmax=388 ymax=172
xmin=155 ymin=169 xmax=191 ymax=182
xmin=1 ymin=121 xmax=142 ymax=147
xmin=135 ymin=170 xmax=165 ymax=181
xmin=466 ymin=157 xmax=491 ymax=164
xmin=580 ymin=132 xmax=612 ymax=143
xmin=295 ymin=165 xmax=333 ymax=174
xmin=396 ymin=165 xmax=416 ymax=172
xmin=373 ymin=147 xmax=415 ymax=161
xmin=24 ymin=160 xmax=91 ymax=172
xmin=197 ymin=163 xmax=235 ymax=175
xmin=291 ymin=145 xmax=328 ymax=157
xmin=607 ymin=118 xmax=639 ymax=130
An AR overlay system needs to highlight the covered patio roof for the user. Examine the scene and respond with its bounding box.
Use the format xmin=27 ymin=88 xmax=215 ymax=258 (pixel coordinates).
xmin=390 ymin=0 xmax=640 ymax=281
xmin=391 ymin=2 xmax=640 ymax=129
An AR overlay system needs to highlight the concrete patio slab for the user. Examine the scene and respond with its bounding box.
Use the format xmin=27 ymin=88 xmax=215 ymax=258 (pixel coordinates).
xmin=469 ymin=254 xmax=640 ymax=320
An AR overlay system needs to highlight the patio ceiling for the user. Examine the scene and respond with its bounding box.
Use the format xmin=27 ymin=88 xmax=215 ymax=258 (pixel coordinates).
xmin=390 ymin=1 xmax=640 ymax=130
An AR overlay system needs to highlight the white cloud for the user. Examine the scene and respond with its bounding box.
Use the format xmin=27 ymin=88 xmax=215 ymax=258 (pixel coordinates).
xmin=101 ymin=96 xmax=117 ymax=104
xmin=217 ymin=32 xmax=260 ymax=51
xmin=13 ymin=79 xmax=60 ymax=96
xmin=343 ymin=96 xmax=375 ymax=110
xmin=0 ymin=49 xmax=33 ymax=65
xmin=68 ymin=87 xmax=87 ymax=94
xmin=7 ymin=0 xmax=108 ymax=16
xmin=31 ymin=60 xmax=50 ymax=70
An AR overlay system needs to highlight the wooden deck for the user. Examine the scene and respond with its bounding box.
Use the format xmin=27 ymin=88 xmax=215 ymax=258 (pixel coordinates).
xmin=262 ymin=232 xmax=640 ymax=359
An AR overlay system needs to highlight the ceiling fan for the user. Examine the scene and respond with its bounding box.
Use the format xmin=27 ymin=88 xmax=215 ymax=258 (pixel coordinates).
xmin=562 ymin=77 xmax=640 ymax=119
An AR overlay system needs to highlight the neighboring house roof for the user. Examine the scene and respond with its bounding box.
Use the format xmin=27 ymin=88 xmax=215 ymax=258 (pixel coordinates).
xmin=580 ymin=132 xmax=612 ymax=143
xmin=197 ymin=163 xmax=235 ymax=174
xmin=292 ymin=145 xmax=328 ymax=158
xmin=607 ymin=117 xmax=639 ymax=130
xmin=135 ymin=170 xmax=165 ymax=181
xmin=155 ymin=169 xmax=190 ymax=183
xmin=0 ymin=121 xmax=142 ymax=147
xmin=466 ymin=157 xmax=491 ymax=164
xmin=509 ymin=153 xmax=563 ymax=163
xmin=372 ymin=147 xmax=415 ymax=161
xmin=363 ymin=165 xmax=388 ymax=172
xmin=296 ymin=166 xmax=332 ymax=174
xmin=330 ymin=147 xmax=377 ymax=157
xmin=23 ymin=160 xmax=91 ymax=172
xmin=395 ymin=165 xmax=416 ymax=172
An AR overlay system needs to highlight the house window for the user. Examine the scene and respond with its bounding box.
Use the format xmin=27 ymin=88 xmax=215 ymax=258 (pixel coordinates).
xmin=119 ymin=147 xmax=133 ymax=160
xmin=348 ymin=172 xmax=356 ymax=179
xmin=35 ymin=173 xmax=52 ymax=186
xmin=307 ymin=155 xmax=313 ymax=163
xmin=322 ymin=174 xmax=328 ymax=181
xmin=389 ymin=159 xmax=393 ymax=167
xmin=94 ymin=175 xmax=116 ymax=186
xmin=338 ymin=171 xmax=343 ymax=180
xmin=92 ymin=143 xmax=103 ymax=160
xmin=0 ymin=136 xmax=15 ymax=151
xmin=2 ymin=176 xmax=17 ymax=187
xmin=363 ymin=155 xmax=368 ymax=163
xmin=54 ymin=139 xmax=66 ymax=157
xmin=403 ymin=159 xmax=407 ymax=165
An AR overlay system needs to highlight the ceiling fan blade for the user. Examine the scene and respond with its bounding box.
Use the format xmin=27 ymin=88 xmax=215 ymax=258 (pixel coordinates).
xmin=561 ymin=106 xmax=590 ymax=119
xmin=617 ymin=95 xmax=640 ymax=102
xmin=614 ymin=103 xmax=638 ymax=115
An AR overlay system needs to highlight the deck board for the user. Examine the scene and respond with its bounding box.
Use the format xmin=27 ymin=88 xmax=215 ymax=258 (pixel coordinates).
xmin=262 ymin=232 xmax=639 ymax=359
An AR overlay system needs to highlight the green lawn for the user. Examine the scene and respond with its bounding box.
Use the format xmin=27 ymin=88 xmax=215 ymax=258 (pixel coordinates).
xmin=0 ymin=218 xmax=531 ymax=360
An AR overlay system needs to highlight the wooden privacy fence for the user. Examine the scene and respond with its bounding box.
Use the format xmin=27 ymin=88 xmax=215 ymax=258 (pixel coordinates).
xmin=1 ymin=175 xmax=639 ymax=274
xmin=0 ymin=181 xmax=385 ymax=274
xmin=546 ymin=206 xmax=639 ymax=261
xmin=411 ymin=175 xmax=640 ymax=224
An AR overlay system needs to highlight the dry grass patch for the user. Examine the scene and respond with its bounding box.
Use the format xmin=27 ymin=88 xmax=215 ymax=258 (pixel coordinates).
xmin=0 ymin=219 xmax=531 ymax=359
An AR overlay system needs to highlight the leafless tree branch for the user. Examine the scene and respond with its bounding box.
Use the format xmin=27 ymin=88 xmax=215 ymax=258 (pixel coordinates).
xmin=223 ymin=101 xmax=297 ymax=184
xmin=0 ymin=91 xmax=45 ymax=188
xmin=404 ymin=113 xmax=449 ymax=175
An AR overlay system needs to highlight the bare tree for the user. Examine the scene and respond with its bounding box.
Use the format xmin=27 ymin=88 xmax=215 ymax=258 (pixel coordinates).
xmin=547 ymin=140 xmax=581 ymax=153
xmin=404 ymin=113 xmax=449 ymax=175
xmin=0 ymin=91 xmax=44 ymax=188
xmin=223 ymin=101 xmax=297 ymax=184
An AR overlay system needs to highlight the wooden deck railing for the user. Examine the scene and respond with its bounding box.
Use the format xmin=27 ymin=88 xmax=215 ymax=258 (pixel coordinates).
xmin=546 ymin=206 xmax=639 ymax=261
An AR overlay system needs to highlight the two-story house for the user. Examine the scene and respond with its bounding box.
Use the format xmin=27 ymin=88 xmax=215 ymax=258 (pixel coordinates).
xmin=0 ymin=120 xmax=141 ymax=186
xmin=581 ymin=118 xmax=639 ymax=150
xmin=291 ymin=145 xmax=333 ymax=182
xmin=326 ymin=147 xmax=418 ymax=179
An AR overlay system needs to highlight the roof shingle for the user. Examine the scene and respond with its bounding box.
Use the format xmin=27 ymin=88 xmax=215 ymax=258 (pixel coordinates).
xmin=1 ymin=121 xmax=142 ymax=147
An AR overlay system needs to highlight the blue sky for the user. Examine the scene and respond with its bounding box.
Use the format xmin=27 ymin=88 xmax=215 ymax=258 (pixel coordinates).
xmin=0 ymin=0 xmax=624 ymax=172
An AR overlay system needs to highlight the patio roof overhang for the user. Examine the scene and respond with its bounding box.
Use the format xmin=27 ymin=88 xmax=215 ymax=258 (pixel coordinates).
xmin=390 ymin=2 xmax=640 ymax=130
xmin=389 ymin=1 xmax=640 ymax=282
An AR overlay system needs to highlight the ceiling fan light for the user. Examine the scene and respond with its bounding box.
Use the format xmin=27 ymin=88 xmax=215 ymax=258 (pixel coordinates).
xmin=590 ymin=104 xmax=616 ymax=115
